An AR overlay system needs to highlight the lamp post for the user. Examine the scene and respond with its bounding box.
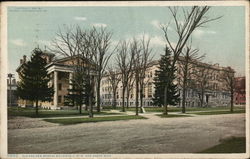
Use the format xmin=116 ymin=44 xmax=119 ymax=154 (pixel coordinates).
xmin=8 ymin=73 xmax=14 ymax=106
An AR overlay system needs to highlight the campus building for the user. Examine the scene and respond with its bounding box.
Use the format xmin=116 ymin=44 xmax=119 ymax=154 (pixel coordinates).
xmin=16 ymin=50 xmax=235 ymax=109
xmin=17 ymin=51 xmax=76 ymax=109
xmin=100 ymin=59 xmax=235 ymax=108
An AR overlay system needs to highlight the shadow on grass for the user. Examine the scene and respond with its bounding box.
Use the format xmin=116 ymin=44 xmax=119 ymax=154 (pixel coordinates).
xmin=8 ymin=107 xmax=120 ymax=118
xmin=43 ymin=115 xmax=147 ymax=125
xmin=199 ymin=137 xmax=246 ymax=153
xmin=157 ymin=114 xmax=192 ymax=118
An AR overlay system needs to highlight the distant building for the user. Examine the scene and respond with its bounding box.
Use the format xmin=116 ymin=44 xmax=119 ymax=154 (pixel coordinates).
xmin=234 ymin=77 xmax=245 ymax=105
xmin=16 ymin=50 xmax=236 ymax=109
xmin=7 ymin=76 xmax=18 ymax=106
xmin=101 ymin=59 xmax=234 ymax=108
xmin=16 ymin=50 xmax=93 ymax=109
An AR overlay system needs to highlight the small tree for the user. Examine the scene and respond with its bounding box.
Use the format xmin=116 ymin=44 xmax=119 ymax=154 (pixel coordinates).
xmin=153 ymin=47 xmax=179 ymax=113
xmin=116 ymin=40 xmax=135 ymax=112
xmin=16 ymin=48 xmax=54 ymax=115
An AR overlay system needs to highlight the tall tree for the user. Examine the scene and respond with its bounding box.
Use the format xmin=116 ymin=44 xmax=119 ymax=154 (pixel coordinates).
xmin=160 ymin=6 xmax=221 ymax=115
xmin=178 ymin=44 xmax=204 ymax=113
xmin=16 ymin=48 xmax=54 ymax=115
xmin=220 ymin=67 xmax=235 ymax=112
xmin=107 ymin=66 xmax=121 ymax=109
xmin=51 ymin=25 xmax=96 ymax=117
xmin=131 ymin=38 xmax=142 ymax=115
xmin=116 ymin=40 xmax=135 ymax=112
xmin=153 ymin=47 xmax=179 ymax=111
xmin=93 ymin=27 xmax=114 ymax=113
xmin=138 ymin=36 xmax=153 ymax=113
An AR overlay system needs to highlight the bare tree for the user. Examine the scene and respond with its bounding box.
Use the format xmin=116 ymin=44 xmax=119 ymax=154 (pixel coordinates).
xmin=107 ymin=66 xmax=121 ymax=109
xmin=93 ymin=27 xmax=114 ymax=113
xmin=178 ymin=44 xmax=204 ymax=113
xmin=138 ymin=36 xmax=153 ymax=113
xmin=131 ymin=38 xmax=142 ymax=116
xmin=50 ymin=25 xmax=97 ymax=118
xmin=116 ymin=40 xmax=135 ymax=112
xmin=220 ymin=67 xmax=235 ymax=112
xmin=193 ymin=64 xmax=214 ymax=108
xmin=160 ymin=6 xmax=221 ymax=115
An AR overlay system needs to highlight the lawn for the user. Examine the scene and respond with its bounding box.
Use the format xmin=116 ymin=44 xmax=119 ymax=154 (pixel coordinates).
xmin=157 ymin=114 xmax=192 ymax=118
xmin=8 ymin=107 xmax=120 ymax=118
xmin=199 ymin=137 xmax=246 ymax=153
xmin=103 ymin=106 xmax=244 ymax=113
xmin=189 ymin=109 xmax=245 ymax=115
xmin=43 ymin=115 xmax=147 ymax=125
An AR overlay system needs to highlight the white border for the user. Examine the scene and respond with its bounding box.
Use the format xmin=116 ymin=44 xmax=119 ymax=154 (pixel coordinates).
xmin=1 ymin=1 xmax=249 ymax=159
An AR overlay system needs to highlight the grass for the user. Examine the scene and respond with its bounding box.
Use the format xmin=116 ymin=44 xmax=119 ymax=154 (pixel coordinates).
xmin=199 ymin=137 xmax=246 ymax=153
xmin=189 ymin=109 xmax=245 ymax=115
xmin=157 ymin=114 xmax=192 ymax=118
xmin=103 ymin=106 xmax=245 ymax=113
xmin=43 ymin=115 xmax=147 ymax=125
xmin=8 ymin=107 xmax=120 ymax=118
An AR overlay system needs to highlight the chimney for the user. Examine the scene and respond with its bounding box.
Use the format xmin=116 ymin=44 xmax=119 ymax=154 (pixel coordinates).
xmin=23 ymin=55 xmax=27 ymax=63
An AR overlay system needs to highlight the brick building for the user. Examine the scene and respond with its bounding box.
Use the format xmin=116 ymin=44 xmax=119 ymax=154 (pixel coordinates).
xmin=234 ymin=77 xmax=246 ymax=105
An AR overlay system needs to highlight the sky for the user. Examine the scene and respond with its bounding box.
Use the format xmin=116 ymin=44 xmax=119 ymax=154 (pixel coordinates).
xmin=7 ymin=6 xmax=246 ymax=78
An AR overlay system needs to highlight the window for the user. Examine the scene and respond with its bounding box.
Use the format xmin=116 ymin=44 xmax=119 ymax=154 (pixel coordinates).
xmin=148 ymin=83 xmax=152 ymax=98
xmin=58 ymin=83 xmax=62 ymax=90
xmin=58 ymin=96 xmax=62 ymax=103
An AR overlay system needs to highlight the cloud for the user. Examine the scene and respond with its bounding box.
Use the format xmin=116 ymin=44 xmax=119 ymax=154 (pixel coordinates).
xmin=125 ymin=33 xmax=166 ymax=47
xmin=93 ymin=23 xmax=107 ymax=28
xmin=74 ymin=16 xmax=87 ymax=21
xmin=10 ymin=39 xmax=26 ymax=46
xmin=193 ymin=29 xmax=216 ymax=38
xmin=151 ymin=20 xmax=162 ymax=29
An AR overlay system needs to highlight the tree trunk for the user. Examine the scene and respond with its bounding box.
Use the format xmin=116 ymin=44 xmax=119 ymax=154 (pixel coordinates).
xmin=135 ymin=79 xmax=139 ymax=116
xmin=89 ymin=96 xmax=93 ymax=118
xmin=164 ymin=85 xmax=168 ymax=115
xmin=182 ymin=85 xmax=186 ymax=113
xmin=79 ymin=104 xmax=82 ymax=114
xmin=35 ymin=100 xmax=39 ymax=115
xmin=113 ymin=92 xmax=117 ymax=109
xmin=139 ymin=86 xmax=144 ymax=113
xmin=126 ymin=87 xmax=130 ymax=109
xmin=230 ymin=89 xmax=234 ymax=112
xmin=122 ymin=87 xmax=126 ymax=112
xmin=96 ymin=81 xmax=101 ymax=112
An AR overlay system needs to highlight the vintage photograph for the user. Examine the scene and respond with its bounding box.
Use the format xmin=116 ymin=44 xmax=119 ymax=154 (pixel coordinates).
xmin=1 ymin=1 xmax=249 ymax=158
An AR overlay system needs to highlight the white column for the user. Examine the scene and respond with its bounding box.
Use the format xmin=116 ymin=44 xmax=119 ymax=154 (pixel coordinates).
xmin=53 ymin=71 xmax=58 ymax=108
xmin=69 ymin=72 xmax=73 ymax=90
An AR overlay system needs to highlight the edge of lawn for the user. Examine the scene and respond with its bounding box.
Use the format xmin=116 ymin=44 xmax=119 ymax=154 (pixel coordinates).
xmin=188 ymin=109 xmax=245 ymax=115
xmin=198 ymin=136 xmax=246 ymax=153
xmin=43 ymin=115 xmax=147 ymax=125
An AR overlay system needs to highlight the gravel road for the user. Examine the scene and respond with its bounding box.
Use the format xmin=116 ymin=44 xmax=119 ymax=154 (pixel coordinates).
xmin=8 ymin=113 xmax=245 ymax=154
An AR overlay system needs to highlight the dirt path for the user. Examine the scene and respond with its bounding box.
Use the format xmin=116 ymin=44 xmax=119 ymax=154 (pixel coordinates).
xmin=8 ymin=113 xmax=245 ymax=154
